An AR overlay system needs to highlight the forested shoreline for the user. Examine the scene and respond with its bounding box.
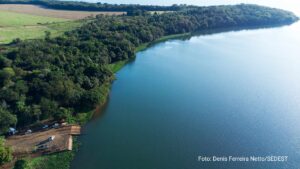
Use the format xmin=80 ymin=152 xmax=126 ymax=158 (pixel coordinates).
xmin=0 ymin=4 xmax=298 ymax=134
xmin=0 ymin=0 xmax=183 ymax=12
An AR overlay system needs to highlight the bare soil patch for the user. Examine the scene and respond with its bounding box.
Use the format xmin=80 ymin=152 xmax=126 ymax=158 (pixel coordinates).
xmin=0 ymin=4 xmax=125 ymax=19
xmin=5 ymin=125 xmax=81 ymax=157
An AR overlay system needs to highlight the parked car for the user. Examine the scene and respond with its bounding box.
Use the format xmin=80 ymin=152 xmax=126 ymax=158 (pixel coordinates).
xmin=42 ymin=125 xmax=49 ymax=130
xmin=52 ymin=123 xmax=59 ymax=128
xmin=25 ymin=129 xmax=32 ymax=135
xmin=7 ymin=127 xmax=17 ymax=136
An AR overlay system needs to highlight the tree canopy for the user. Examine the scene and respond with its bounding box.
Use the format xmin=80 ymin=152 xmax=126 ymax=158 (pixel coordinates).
xmin=0 ymin=137 xmax=13 ymax=165
xmin=0 ymin=4 xmax=298 ymax=130
xmin=0 ymin=107 xmax=17 ymax=134
xmin=0 ymin=0 xmax=183 ymax=12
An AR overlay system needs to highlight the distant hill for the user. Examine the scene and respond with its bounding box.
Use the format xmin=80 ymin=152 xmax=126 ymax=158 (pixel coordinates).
xmin=0 ymin=0 xmax=184 ymax=11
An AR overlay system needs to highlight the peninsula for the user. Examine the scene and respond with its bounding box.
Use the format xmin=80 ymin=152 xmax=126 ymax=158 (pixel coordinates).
xmin=0 ymin=1 xmax=298 ymax=168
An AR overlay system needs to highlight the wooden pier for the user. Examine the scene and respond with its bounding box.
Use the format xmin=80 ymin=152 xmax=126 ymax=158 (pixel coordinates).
xmin=5 ymin=125 xmax=81 ymax=157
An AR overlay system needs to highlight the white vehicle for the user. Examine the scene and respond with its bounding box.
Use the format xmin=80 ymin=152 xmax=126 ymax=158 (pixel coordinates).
xmin=52 ymin=123 xmax=59 ymax=128
xmin=8 ymin=128 xmax=17 ymax=136
xmin=25 ymin=129 xmax=32 ymax=135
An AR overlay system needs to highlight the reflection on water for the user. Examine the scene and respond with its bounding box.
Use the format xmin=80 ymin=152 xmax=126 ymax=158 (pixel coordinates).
xmin=71 ymin=21 xmax=300 ymax=169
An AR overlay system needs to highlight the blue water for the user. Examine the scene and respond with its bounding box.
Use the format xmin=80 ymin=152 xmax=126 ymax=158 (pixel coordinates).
xmin=71 ymin=21 xmax=300 ymax=169
xmin=71 ymin=1 xmax=300 ymax=169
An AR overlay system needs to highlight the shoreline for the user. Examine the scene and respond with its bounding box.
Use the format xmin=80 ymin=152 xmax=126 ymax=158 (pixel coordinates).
xmin=17 ymin=21 xmax=299 ymax=168
xmin=25 ymin=32 xmax=193 ymax=169
xmin=87 ymin=32 xmax=192 ymax=120
xmin=57 ymin=22 xmax=296 ymax=168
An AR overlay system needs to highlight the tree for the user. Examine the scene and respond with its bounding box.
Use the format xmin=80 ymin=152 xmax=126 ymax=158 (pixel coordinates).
xmin=80 ymin=90 xmax=101 ymax=110
xmin=0 ymin=137 xmax=13 ymax=165
xmin=0 ymin=3 xmax=297 ymax=129
xmin=53 ymin=107 xmax=72 ymax=121
xmin=11 ymin=38 xmax=21 ymax=45
xmin=0 ymin=67 xmax=15 ymax=86
xmin=45 ymin=31 xmax=51 ymax=41
xmin=40 ymin=98 xmax=58 ymax=120
xmin=0 ymin=56 xmax=12 ymax=68
xmin=0 ymin=106 xmax=17 ymax=134
xmin=13 ymin=159 xmax=29 ymax=169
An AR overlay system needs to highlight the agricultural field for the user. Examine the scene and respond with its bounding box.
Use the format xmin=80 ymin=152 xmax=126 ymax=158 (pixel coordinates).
xmin=0 ymin=4 xmax=125 ymax=44
xmin=0 ymin=10 xmax=80 ymax=44
xmin=0 ymin=4 xmax=125 ymax=19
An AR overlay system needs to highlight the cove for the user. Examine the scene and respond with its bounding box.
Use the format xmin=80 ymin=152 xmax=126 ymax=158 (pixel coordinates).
xmin=71 ymin=21 xmax=300 ymax=169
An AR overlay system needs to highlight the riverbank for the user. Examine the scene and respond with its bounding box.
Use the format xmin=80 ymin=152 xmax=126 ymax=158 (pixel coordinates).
xmin=69 ymin=19 xmax=300 ymax=169
xmin=135 ymin=33 xmax=191 ymax=52
xmin=5 ymin=21 xmax=297 ymax=168
xmin=85 ymin=32 xmax=192 ymax=121
xmin=16 ymin=32 xmax=191 ymax=169
xmin=3 ymin=25 xmax=278 ymax=168
xmin=44 ymin=22 xmax=296 ymax=168
xmin=109 ymin=33 xmax=191 ymax=73
xmin=7 ymin=20 xmax=300 ymax=169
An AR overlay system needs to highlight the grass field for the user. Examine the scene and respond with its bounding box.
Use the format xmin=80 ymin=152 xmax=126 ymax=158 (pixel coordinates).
xmin=0 ymin=11 xmax=82 ymax=44
xmin=0 ymin=3 xmax=125 ymax=44
xmin=0 ymin=4 xmax=125 ymax=19
xmin=0 ymin=10 xmax=66 ymax=26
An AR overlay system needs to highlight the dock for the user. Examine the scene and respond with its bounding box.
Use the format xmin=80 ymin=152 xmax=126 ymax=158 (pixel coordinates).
xmin=5 ymin=125 xmax=81 ymax=157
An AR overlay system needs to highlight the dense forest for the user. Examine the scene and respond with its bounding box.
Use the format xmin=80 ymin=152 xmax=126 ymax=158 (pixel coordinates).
xmin=0 ymin=4 xmax=298 ymax=133
xmin=0 ymin=0 xmax=184 ymax=12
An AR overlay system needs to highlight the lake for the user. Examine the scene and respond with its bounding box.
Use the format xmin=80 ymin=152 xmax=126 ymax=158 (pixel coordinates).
xmin=71 ymin=2 xmax=300 ymax=169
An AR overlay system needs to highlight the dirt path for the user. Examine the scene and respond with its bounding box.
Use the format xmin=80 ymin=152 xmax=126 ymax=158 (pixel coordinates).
xmin=5 ymin=125 xmax=81 ymax=157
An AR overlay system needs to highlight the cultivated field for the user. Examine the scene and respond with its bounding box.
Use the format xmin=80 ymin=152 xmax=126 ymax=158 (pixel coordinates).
xmin=0 ymin=4 xmax=125 ymax=44
xmin=0 ymin=10 xmax=66 ymax=26
xmin=0 ymin=4 xmax=125 ymax=19
xmin=0 ymin=10 xmax=82 ymax=44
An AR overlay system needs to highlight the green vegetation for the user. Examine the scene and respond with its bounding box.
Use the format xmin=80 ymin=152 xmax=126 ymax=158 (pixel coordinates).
xmin=13 ymin=159 xmax=30 ymax=169
xmin=0 ymin=0 xmax=183 ymax=12
xmin=0 ymin=11 xmax=81 ymax=44
xmin=135 ymin=33 xmax=191 ymax=52
xmin=0 ymin=137 xmax=13 ymax=165
xmin=109 ymin=60 xmax=130 ymax=73
xmin=0 ymin=11 xmax=66 ymax=26
xmin=12 ymin=148 xmax=73 ymax=169
xmin=0 ymin=3 xmax=298 ymax=168
xmin=0 ymin=3 xmax=298 ymax=132
xmin=26 ymin=151 xmax=74 ymax=169
xmin=0 ymin=107 xmax=17 ymax=134
xmin=14 ymin=137 xmax=79 ymax=169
